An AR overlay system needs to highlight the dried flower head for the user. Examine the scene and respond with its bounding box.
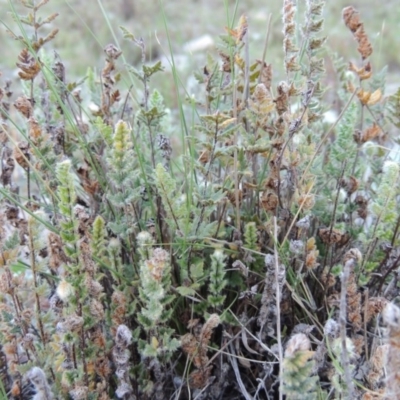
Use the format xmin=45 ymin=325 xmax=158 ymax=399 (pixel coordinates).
xmin=324 ymin=319 xmax=339 ymax=338
xmin=200 ymin=313 xmax=220 ymax=345
xmin=289 ymin=239 xmax=304 ymax=255
xmin=13 ymin=141 xmax=30 ymax=170
xmin=14 ymin=96 xmax=33 ymax=118
xmin=56 ymin=280 xmax=73 ymax=301
xmin=318 ymin=227 xmax=344 ymax=245
xmin=136 ymin=231 xmax=154 ymax=247
xmin=104 ymin=44 xmax=122 ymax=60
xmin=285 ymin=333 xmax=311 ymax=357
xmin=383 ymin=303 xmax=400 ymax=328
xmin=90 ymin=299 xmax=105 ymax=320
xmin=69 ymin=386 xmax=89 ymax=400
xmin=16 ymin=48 xmax=41 ymax=80
xmin=343 ymin=248 xmax=362 ymax=264
xmin=27 ymin=367 xmax=53 ymax=400
xmin=297 ymin=193 xmax=315 ymax=210
xmin=146 ymin=247 xmax=169 ymax=282
xmin=115 ymin=325 xmax=132 ymax=348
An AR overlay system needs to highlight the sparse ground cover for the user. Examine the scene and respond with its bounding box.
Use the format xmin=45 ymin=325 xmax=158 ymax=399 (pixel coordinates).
xmin=1 ymin=1 xmax=400 ymax=399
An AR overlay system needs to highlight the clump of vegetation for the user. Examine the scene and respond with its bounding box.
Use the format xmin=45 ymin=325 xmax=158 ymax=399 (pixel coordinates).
xmin=1 ymin=0 xmax=400 ymax=398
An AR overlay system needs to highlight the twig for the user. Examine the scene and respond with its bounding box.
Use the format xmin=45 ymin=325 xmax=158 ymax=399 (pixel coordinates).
xmin=273 ymin=217 xmax=283 ymax=400
xmin=340 ymin=258 xmax=355 ymax=397
xmin=228 ymin=342 xmax=254 ymax=400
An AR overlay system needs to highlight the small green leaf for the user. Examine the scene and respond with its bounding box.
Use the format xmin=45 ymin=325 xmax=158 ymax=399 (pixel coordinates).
xmin=119 ymin=25 xmax=136 ymax=41
xmin=176 ymin=286 xmax=196 ymax=297
xmin=142 ymin=61 xmax=164 ymax=78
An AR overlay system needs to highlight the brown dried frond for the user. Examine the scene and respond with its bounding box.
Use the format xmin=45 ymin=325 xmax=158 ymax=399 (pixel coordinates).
xmin=200 ymin=314 xmax=220 ymax=346
xmin=1 ymin=147 xmax=15 ymax=186
xmin=349 ymin=61 xmax=372 ymax=81
xmin=53 ymin=60 xmax=65 ymax=84
xmin=364 ymin=297 xmax=388 ymax=323
xmin=76 ymin=208 xmax=94 ymax=238
xmin=145 ymin=247 xmax=169 ymax=282
xmin=33 ymin=0 xmax=51 ymax=11
xmin=342 ymin=6 xmax=373 ymax=60
xmin=274 ymin=116 xmax=287 ymax=136
xmin=354 ymin=123 xmax=381 ymax=144
xmin=356 ymin=88 xmax=382 ymax=106
xmin=85 ymin=275 xmax=103 ymax=298
xmin=285 ymin=55 xmax=301 ymax=73
xmin=342 ymin=6 xmax=362 ymax=33
xmin=256 ymin=60 xmax=272 ymax=90
xmin=48 ymin=232 xmax=69 ymax=270
xmin=367 ymin=344 xmax=388 ymax=388
xmin=283 ymin=0 xmax=296 ymax=27
xmin=225 ymin=14 xmax=248 ymax=44
xmin=28 ymin=116 xmax=42 ymax=143
xmin=111 ymin=291 xmax=127 ymax=330
xmin=275 ymin=82 xmax=289 ymax=115
xmin=321 ymin=270 xmax=336 ymax=289
xmin=343 ymin=254 xmax=362 ymax=332
xmin=10 ymin=380 xmax=21 ymax=397
xmin=103 ymin=44 xmax=121 ymax=71
xmin=32 ymin=29 xmax=59 ymax=52
xmin=226 ymin=188 xmax=242 ymax=207
xmin=305 ymin=237 xmax=319 ymax=270
xmin=343 ymin=248 xmax=362 ymax=264
xmin=347 ymin=295 xmax=362 ymax=331
xmin=340 ymin=176 xmax=359 ymax=195
xmin=14 ymin=96 xmax=33 ymax=119
xmin=182 ymin=315 xmax=220 ymax=389
xmin=318 ymin=228 xmax=344 ymax=245
xmin=16 ymin=49 xmax=40 ymax=80
xmin=249 ymin=83 xmax=275 ymax=116
xmin=284 ymin=21 xmax=295 ymax=37
xmin=236 ymin=14 xmax=248 ymax=43
xmin=181 ymin=326 xmax=214 ymax=388
xmin=79 ymin=240 xmax=96 ymax=275
xmin=60 ymin=314 xmax=84 ymax=333
xmin=309 ymin=37 xmax=326 ymax=51
xmin=354 ymin=26 xmax=373 ymax=60
xmin=297 ymin=193 xmax=315 ymax=211
xmin=181 ymin=333 xmax=198 ymax=360
xmin=76 ymin=165 xmax=99 ymax=197
xmin=13 ymin=141 xmax=30 ymax=170
xmin=283 ymin=37 xmax=299 ymax=54
xmin=35 ymin=12 xmax=59 ymax=29
xmin=90 ymin=299 xmax=105 ymax=320
xmin=260 ymin=191 xmax=278 ymax=212
xmin=219 ymin=52 xmax=231 ymax=73
xmin=189 ymin=366 xmax=213 ymax=389
xmin=198 ymin=148 xmax=210 ymax=164
xmin=347 ymin=81 xmax=356 ymax=94
xmin=234 ymin=54 xmax=245 ymax=70
xmin=95 ymin=357 xmax=111 ymax=379
xmin=351 ymin=333 xmax=364 ymax=356
xmin=355 ymin=195 xmax=368 ymax=219
xmin=69 ymin=386 xmax=89 ymax=400
xmin=110 ymin=89 xmax=121 ymax=105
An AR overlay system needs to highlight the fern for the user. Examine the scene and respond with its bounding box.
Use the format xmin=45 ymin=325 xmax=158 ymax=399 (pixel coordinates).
xmin=283 ymin=334 xmax=319 ymax=400
xmin=207 ymin=249 xmax=228 ymax=308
